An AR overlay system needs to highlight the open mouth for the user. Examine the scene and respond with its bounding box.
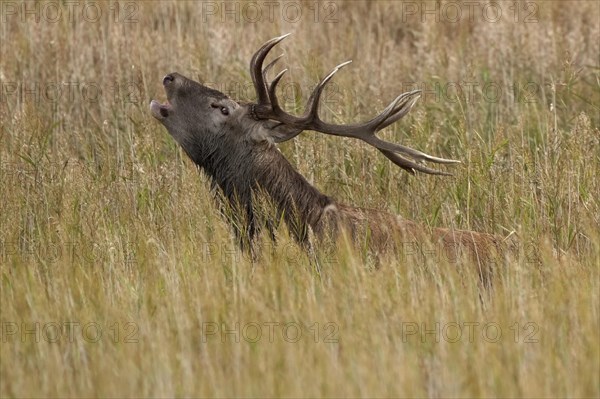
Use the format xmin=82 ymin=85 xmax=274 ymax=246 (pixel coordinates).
xmin=150 ymin=99 xmax=172 ymax=120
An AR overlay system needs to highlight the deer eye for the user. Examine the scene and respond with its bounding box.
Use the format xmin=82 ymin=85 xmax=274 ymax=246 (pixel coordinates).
xmin=211 ymin=103 xmax=230 ymax=116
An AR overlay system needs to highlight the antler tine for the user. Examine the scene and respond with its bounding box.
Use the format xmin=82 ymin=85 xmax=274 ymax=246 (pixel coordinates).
xmin=374 ymin=90 xmax=422 ymax=130
xmin=262 ymin=54 xmax=284 ymax=81
xmin=304 ymin=60 xmax=352 ymax=120
xmin=379 ymin=149 xmax=453 ymax=176
xmin=354 ymin=91 xmax=461 ymax=164
xmin=361 ymin=133 xmax=460 ymax=165
xmin=250 ymin=33 xmax=291 ymax=105
xmin=265 ymin=60 xmax=353 ymax=126
xmin=267 ymin=68 xmax=288 ymax=110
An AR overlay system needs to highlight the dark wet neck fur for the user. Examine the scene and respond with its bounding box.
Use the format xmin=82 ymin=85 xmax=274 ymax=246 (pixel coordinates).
xmin=183 ymin=127 xmax=333 ymax=244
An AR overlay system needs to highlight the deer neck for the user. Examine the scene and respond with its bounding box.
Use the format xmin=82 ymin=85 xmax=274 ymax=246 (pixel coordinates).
xmin=253 ymin=144 xmax=334 ymax=236
xmin=195 ymin=138 xmax=334 ymax=240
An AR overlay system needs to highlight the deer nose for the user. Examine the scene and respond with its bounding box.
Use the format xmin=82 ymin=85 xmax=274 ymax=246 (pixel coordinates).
xmin=163 ymin=74 xmax=175 ymax=85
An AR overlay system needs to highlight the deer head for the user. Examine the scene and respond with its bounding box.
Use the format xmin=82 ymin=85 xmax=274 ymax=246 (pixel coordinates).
xmin=150 ymin=34 xmax=460 ymax=245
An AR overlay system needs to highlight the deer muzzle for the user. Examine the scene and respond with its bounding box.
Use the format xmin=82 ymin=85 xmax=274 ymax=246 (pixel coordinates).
xmin=150 ymin=99 xmax=172 ymax=120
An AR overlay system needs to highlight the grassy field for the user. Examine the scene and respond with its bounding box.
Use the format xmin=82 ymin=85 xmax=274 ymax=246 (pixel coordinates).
xmin=1 ymin=0 xmax=599 ymax=397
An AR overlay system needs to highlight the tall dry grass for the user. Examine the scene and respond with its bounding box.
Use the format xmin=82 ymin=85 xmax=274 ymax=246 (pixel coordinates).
xmin=1 ymin=0 xmax=599 ymax=397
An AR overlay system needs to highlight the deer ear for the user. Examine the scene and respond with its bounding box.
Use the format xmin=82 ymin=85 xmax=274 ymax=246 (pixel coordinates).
xmin=250 ymin=120 xmax=303 ymax=144
xmin=258 ymin=120 xmax=303 ymax=143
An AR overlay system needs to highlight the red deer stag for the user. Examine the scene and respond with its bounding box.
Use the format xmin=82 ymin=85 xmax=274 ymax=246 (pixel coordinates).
xmin=150 ymin=34 xmax=507 ymax=274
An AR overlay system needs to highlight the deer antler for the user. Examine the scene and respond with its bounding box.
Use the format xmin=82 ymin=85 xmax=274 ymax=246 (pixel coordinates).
xmin=249 ymin=33 xmax=460 ymax=175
